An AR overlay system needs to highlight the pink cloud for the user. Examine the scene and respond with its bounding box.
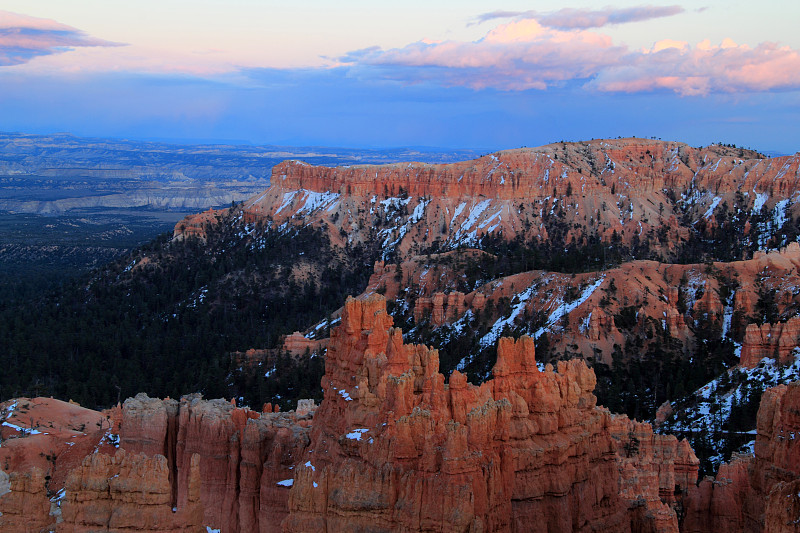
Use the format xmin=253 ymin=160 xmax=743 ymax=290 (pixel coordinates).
xmin=592 ymin=40 xmax=800 ymax=95
xmin=340 ymin=18 xmax=800 ymax=96
xmin=342 ymin=20 xmax=626 ymax=91
xmin=0 ymin=10 xmax=122 ymax=67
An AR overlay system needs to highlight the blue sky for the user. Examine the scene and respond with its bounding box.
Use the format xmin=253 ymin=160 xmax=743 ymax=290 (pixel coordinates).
xmin=1 ymin=1 xmax=799 ymax=153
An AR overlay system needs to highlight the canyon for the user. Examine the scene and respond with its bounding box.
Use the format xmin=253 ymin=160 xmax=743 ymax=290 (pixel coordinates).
xmin=3 ymin=138 xmax=800 ymax=531
xmin=1 ymin=295 xmax=798 ymax=532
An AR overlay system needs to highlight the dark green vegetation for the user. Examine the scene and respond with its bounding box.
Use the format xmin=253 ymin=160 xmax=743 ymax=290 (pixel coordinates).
xmin=0 ymin=131 xmax=481 ymax=408
xmin=0 ymin=209 xmax=377 ymax=409
xmin=0 ymin=209 xmax=188 ymax=299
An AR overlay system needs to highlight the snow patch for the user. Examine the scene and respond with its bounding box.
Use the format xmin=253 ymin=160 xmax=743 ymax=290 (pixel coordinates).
xmin=345 ymin=428 xmax=369 ymax=441
xmin=533 ymin=276 xmax=605 ymax=339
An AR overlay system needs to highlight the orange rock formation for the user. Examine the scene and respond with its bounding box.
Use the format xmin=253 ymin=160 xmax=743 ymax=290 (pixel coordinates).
xmin=282 ymin=294 xmax=698 ymax=532
xmin=118 ymin=393 xmax=313 ymax=533
xmin=59 ymin=449 xmax=203 ymax=532
xmin=683 ymin=382 xmax=800 ymax=532
xmin=740 ymin=316 xmax=800 ymax=368
xmin=174 ymin=139 xmax=800 ymax=263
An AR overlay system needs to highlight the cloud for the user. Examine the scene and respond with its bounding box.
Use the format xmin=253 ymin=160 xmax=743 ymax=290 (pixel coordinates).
xmin=0 ymin=10 xmax=122 ymax=67
xmin=339 ymin=18 xmax=800 ymax=96
xmin=472 ymin=5 xmax=685 ymax=29
xmin=593 ymin=40 xmax=800 ymax=96
xmin=340 ymin=19 xmax=626 ymax=91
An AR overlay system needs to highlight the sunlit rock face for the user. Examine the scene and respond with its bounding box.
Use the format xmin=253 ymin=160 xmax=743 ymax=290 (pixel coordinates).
xmin=282 ymin=294 xmax=697 ymax=533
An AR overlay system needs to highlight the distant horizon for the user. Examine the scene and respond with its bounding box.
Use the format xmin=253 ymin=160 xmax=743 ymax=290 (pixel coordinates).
xmin=1 ymin=129 xmax=792 ymax=159
xmin=1 ymin=2 xmax=799 ymax=157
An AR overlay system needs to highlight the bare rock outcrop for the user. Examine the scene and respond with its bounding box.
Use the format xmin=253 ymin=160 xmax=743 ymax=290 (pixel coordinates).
xmin=282 ymin=294 xmax=697 ymax=532
xmin=172 ymin=139 xmax=800 ymax=261
xmin=118 ymin=394 xmax=313 ymax=533
xmin=282 ymin=332 xmax=328 ymax=356
xmin=0 ymin=467 xmax=53 ymax=532
xmin=740 ymin=316 xmax=800 ymax=368
xmin=59 ymin=449 xmax=203 ymax=532
xmin=683 ymin=381 xmax=800 ymax=532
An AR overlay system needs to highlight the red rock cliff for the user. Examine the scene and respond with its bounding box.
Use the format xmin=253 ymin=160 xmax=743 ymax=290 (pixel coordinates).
xmin=282 ymin=294 xmax=697 ymax=532
xmin=174 ymin=139 xmax=800 ymax=260
xmin=683 ymin=381 xmax=800 ymax=532
xmin=119 ymin=393 xmax=313 ymax=533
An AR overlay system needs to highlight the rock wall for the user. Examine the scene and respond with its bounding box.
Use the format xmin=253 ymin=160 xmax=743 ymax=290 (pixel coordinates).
xmin=119 ymin=394 xmax=313 ymax=533
xmin=174 ymin=140 xmax=800 ymax=256
xmin=413 ymin=291 xmax=467 ymax=326
xmin=0 ymin=468 xmax=54 ymax=533
xmin=740 ymin=316 xmax=800 ymax=368
xmin=59 ymin=449 xmax=203 ymax=533
xmin=282 ymin=332 xmax=328 ymax=356
xmin=282 ymin=294 xmax=697 ymax=532
xmin=267 ymin=140 xmax=786 ymax=202
xmin=683 ymin=382 xmax=800 ymax=532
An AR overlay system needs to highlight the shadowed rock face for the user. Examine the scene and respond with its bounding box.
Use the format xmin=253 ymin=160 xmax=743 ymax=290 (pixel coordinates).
xmin=682 ymin=381 xmax=800 ymax=533
xmin=59 ymin=449 xmax=203 ymax=533
xmin=117 ymin=393 xmax=313 ymax=533
xmin=361 ymin=243 xmax=800 ymax=370
xmin=282 ymin=294 xmax=698 ymax=533
xmin=740 ymin=317 xmax=800 ymax=368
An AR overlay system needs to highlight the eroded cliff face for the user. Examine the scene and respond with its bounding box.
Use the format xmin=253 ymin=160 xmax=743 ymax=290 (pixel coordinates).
xmin=116 ymin=393 xmax=313 ymax=533
xmin=355 ymin=243 xmax=800 ymax=370
xmin=683 ymin=382 xmax=800 ymax=533
xmin=740 ymin=316 xmax=800 ymax=368
xmin=282 ymin=294 xmax=698 ymax=533
xmin=59 ymin=449 xmax=203 ymax=533
xmin=174 ymin=139 xmax=800 ymax=261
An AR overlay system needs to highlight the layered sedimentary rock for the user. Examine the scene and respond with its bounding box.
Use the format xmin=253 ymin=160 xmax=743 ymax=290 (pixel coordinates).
xmin=609 ymin=416 xmax=699 ymax=532
xmin=754 ymin=382 xmax=800 ymax=532
xmin=683 ymin=382 xmax=800 ymax=532
xmin=282 ymin=294 xmax=697 ymax=532
xmin=740 ymin=316 xmax=800 ymax=368
xmin=118 ymin=394 xmax=313 ymax=533
xmin=683 ymin=455 xmax=757 ymax=532
xmin=0 ymin=397 xmax=122 ymax=531
xmin=0 ymin=467 xmax=53 ymax=532
xmin=358 ymin=244 xmax=800 ymax=368
xmin=413 ymin=291 xmax=467 ymax=326
xmin=59 ymin=449 xmax=203 ymax=532
xmin=175 ymin=139 xmax=800 ymax=262
xmin=282 ymin=332 xmax=328 ymax=356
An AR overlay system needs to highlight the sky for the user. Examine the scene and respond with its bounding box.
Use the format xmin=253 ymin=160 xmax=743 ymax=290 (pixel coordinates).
xmin=1 ymin=1 xmax=799 ymax=153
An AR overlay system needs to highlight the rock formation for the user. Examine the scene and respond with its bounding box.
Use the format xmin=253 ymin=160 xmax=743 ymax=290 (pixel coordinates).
xmin=59 ymin=449 xmax=203 ymax=532
xmin=281 ymin=332 xmax=328 ymax=357
xmin=413 ymin=291 xmax=468 ymax=326
xmin=683 ymin=382 xmax=800 ymax=532
xmin=740 ymin=316 xmax=800 ymax=368
xmin=4 ymin=295 xmax=800 ymax=532
xmin=355 ymin=243 xmax=800 ymax=369
xmin=0 ymin=467 xmax=53 ymax=532
xmin=175 ymin=139 xmax=800 ymax=260
xmin=118 ymin=393 xmax=313 ymax=533
xmin=282 ymin=294 xmax=698 ymax=532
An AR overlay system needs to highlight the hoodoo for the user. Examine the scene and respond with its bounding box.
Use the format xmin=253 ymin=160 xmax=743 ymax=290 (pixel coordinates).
xmin=283 ymin=294 xmax=697 ymax=532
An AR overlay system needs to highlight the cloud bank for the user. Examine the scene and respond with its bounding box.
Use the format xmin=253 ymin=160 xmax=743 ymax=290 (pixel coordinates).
xmin=340 ymin=16 xmax=800 ymax=96
xmin=0 ymin=10 xmax=121 ymax=67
